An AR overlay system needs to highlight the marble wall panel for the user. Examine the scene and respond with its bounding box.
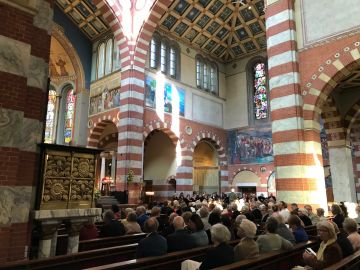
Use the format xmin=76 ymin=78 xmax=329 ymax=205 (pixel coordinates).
xmin=0 ymin=186 xmax=33 ymax=226
xmin=0 ymin=35 xmax=31 ymax=77
xmin=0 ymin=109 xmax=22 ymax=148
xmin=33 ymin=0 xmax=53 ymax=34
xmin=20 ymin=118 xmax=43 ymax=152
xmin=27 ymin=56 xmax=49 ymax=90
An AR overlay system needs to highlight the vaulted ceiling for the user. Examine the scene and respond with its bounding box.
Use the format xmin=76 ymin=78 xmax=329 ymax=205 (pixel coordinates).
xmin=56 ymin=0 xmax=109 ymax=40
xmin=157 ymin=0 xmax=266 ymax=63
xmin=56 ymin=0 xmax=266 ymax=62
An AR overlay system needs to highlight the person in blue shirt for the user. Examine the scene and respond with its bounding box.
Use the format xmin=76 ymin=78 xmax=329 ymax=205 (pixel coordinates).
xmin=288 ymin=214 xmax=309 ymax=243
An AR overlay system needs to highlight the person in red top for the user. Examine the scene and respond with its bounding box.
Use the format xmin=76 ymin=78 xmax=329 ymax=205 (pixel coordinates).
xmin=79 ymin=218 xmax=99 ymax=240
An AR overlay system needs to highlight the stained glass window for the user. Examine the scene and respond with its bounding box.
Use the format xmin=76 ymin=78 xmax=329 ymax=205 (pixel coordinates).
xmin=44 ymin=90 xmax=57 ymax=143
xmin=253 ymin=62 xmax=268 ymax=119
xmin=64 ymin=89 xmax=75 ymax=143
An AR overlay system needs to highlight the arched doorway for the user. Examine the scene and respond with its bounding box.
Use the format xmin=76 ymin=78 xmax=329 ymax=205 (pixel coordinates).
xmin=94 ymin=121 xmax=118 ymax=192
xmin=143 ymin=129 xmax=177 ymax=201
xmin=232 ymin=170 xmax=260 ymax=197
xmin=193 ymin=140 xmax=219 ymax=195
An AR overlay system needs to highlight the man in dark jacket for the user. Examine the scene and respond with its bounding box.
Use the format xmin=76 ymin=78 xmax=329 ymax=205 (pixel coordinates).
xmin=136 ymin=217 xmax=167 ymax=258
xmin=167 ymin=216 xmax=196 ymax=252
xmin=99 ymin=210 xmax=125 ymax=237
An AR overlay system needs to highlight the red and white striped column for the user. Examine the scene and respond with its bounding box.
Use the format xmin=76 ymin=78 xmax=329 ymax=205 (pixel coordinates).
xmin=266 ymin=0 xmax=327 ymax=208
xmin=0 ymin=0 xmax=53 ymax=262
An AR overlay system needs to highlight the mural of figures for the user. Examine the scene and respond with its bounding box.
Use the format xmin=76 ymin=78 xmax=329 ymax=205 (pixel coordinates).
xmin=145 ymin=76 xmax=185 ymax=116
xmin=228 ymin=129 xmax=273 ymax=164
xmin=89 ymin=88 xmax=120 ymax=115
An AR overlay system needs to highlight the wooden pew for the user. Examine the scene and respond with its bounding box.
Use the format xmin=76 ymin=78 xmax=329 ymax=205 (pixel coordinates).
xmin=213 ymin=240 xmax=319 ymax=270
xmin=323 ymin=249 xmax=360 ymax=270
xmin=79 ymin=233 xmax=146 ymax=251
xmin=84 ymin=240 xmax=318 ymax=270
xmin=0 ymin=243 xmax=138 ymax=270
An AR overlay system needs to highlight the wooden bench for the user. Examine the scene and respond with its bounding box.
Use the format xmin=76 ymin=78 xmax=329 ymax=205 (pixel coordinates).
xmin=84 ymin=240 xmax=318 ymax=270
xmin=324 ymin=249 xmax=360 ymax=270
xmin=0 ymin=243 xmax=138 ymax=270
xmin=79 ymin=233 xmax=146 ymax=251
xmin=213 ymin=240 xmax=319 ymax=270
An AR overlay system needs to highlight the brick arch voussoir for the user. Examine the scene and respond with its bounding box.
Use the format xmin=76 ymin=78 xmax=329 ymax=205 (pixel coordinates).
xmin=134 ymin=0 xmax=172 ymax=66
xmin=190 ymin=131 xmax=227 ymax=165
xmin=321 ymin=95 xmax=346 ymax=143
xmin=303 ymin=41 xmax=360 ymax=120
xmin=143 ymin=120 xmax=183 ymax=148
xmin=88 ymin=119 xmax=117 ymax=147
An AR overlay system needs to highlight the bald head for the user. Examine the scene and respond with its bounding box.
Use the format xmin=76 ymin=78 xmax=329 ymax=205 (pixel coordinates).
xmin=144 ymin=217 xmax=159 ymax=233
xmin=173 ymin=216 xmax=185 ymax=230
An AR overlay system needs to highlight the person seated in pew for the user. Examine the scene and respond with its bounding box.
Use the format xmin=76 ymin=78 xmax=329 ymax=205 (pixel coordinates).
xmin=331 ymin=204 xmax=345 ymax=229
xmin=256 ymin=217 xmax=293 ymax=253
xmin=79 ymin=218 xmax=99 ymax=240
xmin=162 ymin=212 xmax=178 ymax=237
xmin=136 ymin=206 xmax=149 ymax=229
xmin=298 ymin=208 xmax=313 ymax=227
xmin=167 ymin=216 xmax=196 ymax=252
xmin=189 ymin=213 xmax=209 ymax=247
xmin=136 ymin=217 xmax=167 ymax=258
xmin=344 ymin=218 xmax=360 ymax=251
xmin=288 ymin=215 xmax=309 ymax=243
xmin=99 ymin=210 xmax=125 ymax=237
xmin=304 ymin=204 xmax=320 ymax=225
xmin=332 ymin=220 xmax=354 ymax=258
xmin=181 ymin=223 xmax=234 ymax=270
xmin=234 ymin=219 xmax=259 ymax=260
xmin=125 ymin=212 xmax=142 ymax=235
xmin=303 ymin=220 xmax=343 ymax=269
xmin=272 ymin=212 xmax=296 ymax=244
xmin=111 ymin=204 xmax=121 ymax=220
xmin=316 ymin=208 xmax=327 ymax=222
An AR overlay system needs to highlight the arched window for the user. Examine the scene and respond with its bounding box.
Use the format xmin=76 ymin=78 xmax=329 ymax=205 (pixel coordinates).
xmin=150 ymin=37 xmax=158 ymax=69
xmin=64 ymin=88 xmax=76 ymax=144
xmin=149 ymin=32 xmax=180 ymax=79
xmin=253 ymin=62 xmax=268 ymax=120
xmin=105 ymin=39 xmax=113 ymax=75
xmin=97 ymin=42 xmax=105 ymax=79
xmin=44 ymin=90 xmax=57 ymax=143
xmin=160 ymin=40 xmax=168 ymax=73
xmin=195 ymin=55 xmax=218 ymax=95
xmin=247 ymin=57 xmax=269 ymax=125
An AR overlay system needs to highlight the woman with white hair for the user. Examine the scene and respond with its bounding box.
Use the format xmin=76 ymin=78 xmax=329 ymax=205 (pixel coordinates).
xmin=181 ymin=224 xmax=234 ymax=270
xmin=199 ymin=223 xmax=234 ymax=269
xmin=303 ymin=220 xmax=343 ymax=269
xmin=234 ymin=219 xmax=259 ymax=260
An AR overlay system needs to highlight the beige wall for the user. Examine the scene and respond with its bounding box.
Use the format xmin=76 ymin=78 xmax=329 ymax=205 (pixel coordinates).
xmin=143 ymin=131 xmax=176 ymax=182
xmin=193 ymin=141 xmax=218 ymax=167
xmin=224 ymin=52 xmax=266 ymax=129
xmin=296 ymin=0 xmax=360 ymax=49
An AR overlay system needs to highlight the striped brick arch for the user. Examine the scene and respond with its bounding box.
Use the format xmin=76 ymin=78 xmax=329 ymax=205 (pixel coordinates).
xmin=302 ymin=42 xmax=360 ymax=126
xmin=143 ymin=120 xmax=180 ymax=146
xmin=88 ymin=120 xmax=117 ymax=148
xmin=190 ymin=131 xmax=229 ymax=192
xmin=321 ymin=96 xmax=346 ymax=148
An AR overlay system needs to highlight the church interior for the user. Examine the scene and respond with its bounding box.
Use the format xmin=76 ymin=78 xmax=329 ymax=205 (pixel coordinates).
xmin=2 ymin=0 xmax=360 ymax=268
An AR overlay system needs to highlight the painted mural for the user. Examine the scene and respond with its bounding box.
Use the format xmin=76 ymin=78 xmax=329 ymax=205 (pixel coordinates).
xmin=89 ymin=87 xmax=120 ymax=115
xmin=228 ymin=129 xmax=273 ymax=164
xmin=145 ymin=76 xmax=185 ymax=116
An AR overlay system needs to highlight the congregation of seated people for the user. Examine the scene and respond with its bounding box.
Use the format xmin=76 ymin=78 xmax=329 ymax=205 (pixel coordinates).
xmin=75 ymin=192 xmax=360 ymax=270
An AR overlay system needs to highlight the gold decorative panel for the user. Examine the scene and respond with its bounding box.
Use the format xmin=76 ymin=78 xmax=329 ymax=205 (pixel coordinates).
xmin=39 ymin=144 xmax=101 ymax=210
